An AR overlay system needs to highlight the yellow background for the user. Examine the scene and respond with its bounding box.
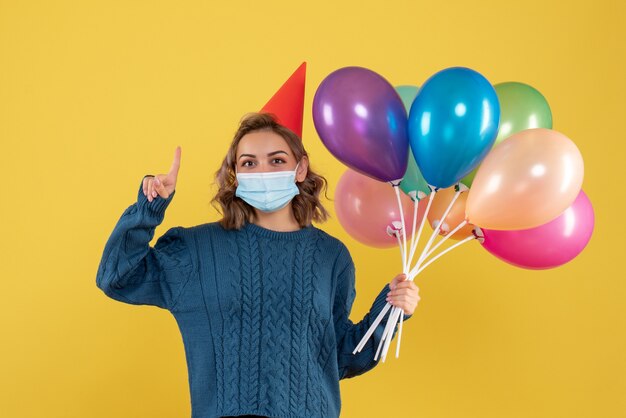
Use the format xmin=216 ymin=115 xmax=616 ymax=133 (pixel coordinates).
xmin=1 ymin=1 xmax=624 ymax=417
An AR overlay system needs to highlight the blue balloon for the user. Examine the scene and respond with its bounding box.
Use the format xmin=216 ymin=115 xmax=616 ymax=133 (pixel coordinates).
xmin=408 ymin=67 xmax=500 ymax=188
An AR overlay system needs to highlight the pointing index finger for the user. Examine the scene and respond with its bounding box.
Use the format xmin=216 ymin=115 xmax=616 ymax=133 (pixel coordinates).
xmin=169 ymin=146 xmax=181 ymax=176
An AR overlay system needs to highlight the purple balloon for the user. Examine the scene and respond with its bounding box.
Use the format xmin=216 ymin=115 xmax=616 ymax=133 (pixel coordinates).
xmin=480 ymin=190 xmax=594 ymax=269
xmin=312 ymin=66 xmax=409 ymax=183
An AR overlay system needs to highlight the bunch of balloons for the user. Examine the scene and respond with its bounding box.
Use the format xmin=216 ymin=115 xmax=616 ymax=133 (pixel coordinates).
xmin=312 ymin=66 xmax=594 ymax=363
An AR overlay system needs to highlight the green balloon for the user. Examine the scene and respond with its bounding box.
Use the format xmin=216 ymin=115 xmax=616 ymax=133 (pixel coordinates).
xmin=461 ymin=82 xmax=553 ymax=187
xmin=395 ymin=85 xmax=431 ymax=198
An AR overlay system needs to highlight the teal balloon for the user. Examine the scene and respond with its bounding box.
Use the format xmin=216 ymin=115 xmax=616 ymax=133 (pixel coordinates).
xmin=396 ymin=85 xmax=420 ymax=110
xmin=402 ymin=153 xmax=430 ymax=197
xmin=395 ymin=85 xmax=431 ymax=198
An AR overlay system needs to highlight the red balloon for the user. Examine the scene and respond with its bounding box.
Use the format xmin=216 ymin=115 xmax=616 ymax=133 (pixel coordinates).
xmin=334 ymin=169 xmax=426 ymax=248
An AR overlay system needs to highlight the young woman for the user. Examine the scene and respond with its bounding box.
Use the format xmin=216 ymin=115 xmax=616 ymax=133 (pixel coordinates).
xmin=96 ymin=112 xmax=420 ymax=418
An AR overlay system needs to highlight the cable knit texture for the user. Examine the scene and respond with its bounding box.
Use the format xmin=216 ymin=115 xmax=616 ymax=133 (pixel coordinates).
xmin=95 ymin=178 xmax=412 ymax=418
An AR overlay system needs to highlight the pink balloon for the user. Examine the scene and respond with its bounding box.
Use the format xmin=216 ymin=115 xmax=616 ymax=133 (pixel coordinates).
xmin=335 ymin=168 xmax=426 ymax=248
xmin=479 ymin=190 xmax=594 ymax=269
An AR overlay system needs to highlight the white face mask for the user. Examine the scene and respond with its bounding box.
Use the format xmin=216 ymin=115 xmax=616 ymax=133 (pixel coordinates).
xmin=235 ymin=162 xmax=301 ymax=212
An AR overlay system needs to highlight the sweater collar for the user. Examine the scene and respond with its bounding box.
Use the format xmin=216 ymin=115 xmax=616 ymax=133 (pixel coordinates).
xmin=243 ymin=221 xmax=316 ymax=240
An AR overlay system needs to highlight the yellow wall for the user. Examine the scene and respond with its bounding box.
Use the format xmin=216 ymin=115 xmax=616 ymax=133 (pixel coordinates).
xmin=1 ymin=1 xmax=624 ymax=417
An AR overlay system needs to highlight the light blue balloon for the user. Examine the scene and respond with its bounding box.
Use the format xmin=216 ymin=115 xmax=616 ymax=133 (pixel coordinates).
xmin=408 ymin=67 xmax=500 ymax=188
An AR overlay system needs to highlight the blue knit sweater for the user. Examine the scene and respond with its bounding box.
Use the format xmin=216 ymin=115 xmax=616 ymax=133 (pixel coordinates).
xmin=95 ymin=178 xmax=411 ymax=418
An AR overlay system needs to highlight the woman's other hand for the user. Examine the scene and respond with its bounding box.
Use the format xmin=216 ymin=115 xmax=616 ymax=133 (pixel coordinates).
xmin=143 ymin=146 xmax=181 ymax=202
xmin=386 ymin=273 xmax=420 ymax=316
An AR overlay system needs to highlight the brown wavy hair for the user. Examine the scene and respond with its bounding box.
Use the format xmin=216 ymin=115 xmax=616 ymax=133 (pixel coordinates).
xmin=211 ymin=112 xmax=331 ymax=230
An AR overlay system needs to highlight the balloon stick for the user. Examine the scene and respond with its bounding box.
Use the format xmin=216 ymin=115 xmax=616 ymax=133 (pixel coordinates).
xmin=381 ymin=184 xmax=467 ymax=361
xmin=352 ymin=187 xmax=438 ymax=356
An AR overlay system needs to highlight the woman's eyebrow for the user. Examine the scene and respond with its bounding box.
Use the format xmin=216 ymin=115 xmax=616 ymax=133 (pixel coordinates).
xmin=267 ymin=150 xmax=288 ymax=157
xmin=238 ymin=150 xmax=288 ymax=160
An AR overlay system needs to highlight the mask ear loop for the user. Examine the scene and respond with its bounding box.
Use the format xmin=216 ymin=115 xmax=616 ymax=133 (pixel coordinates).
xmin=294 ymin=160 xmax=306 ymax=187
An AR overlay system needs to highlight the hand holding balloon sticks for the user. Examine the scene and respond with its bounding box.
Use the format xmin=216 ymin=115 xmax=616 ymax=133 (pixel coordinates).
xmin=313 ymin=65 xmax=592 ymax=364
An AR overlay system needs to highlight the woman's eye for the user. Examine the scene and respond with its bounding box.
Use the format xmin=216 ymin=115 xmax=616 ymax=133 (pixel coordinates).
xmin=272 ymin=158 xmax=285 ymax=164
xmin=242 ymin=161 xmax=254 ymax=167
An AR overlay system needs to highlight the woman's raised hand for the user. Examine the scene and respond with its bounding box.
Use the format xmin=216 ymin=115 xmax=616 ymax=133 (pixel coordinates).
xmin=143 ymin=146 xmax=181 ymax=202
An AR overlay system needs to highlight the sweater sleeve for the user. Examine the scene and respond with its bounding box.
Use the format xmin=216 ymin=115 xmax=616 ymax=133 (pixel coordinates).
xmin=333 ymin=243 xmax=412 ymax=380
xmin=95 ymin=176 xmax=194 ymax=311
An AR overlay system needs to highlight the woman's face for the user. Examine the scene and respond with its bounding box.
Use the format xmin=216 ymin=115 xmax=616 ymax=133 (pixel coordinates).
xmin=235 ymin=130 xmax=306 ymax=178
